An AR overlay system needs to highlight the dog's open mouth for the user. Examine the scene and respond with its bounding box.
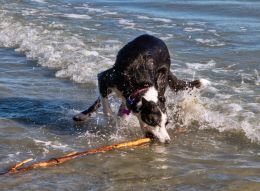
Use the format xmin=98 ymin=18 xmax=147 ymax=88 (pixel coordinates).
xmin=145 ymin=131 xmax=155 ymax=140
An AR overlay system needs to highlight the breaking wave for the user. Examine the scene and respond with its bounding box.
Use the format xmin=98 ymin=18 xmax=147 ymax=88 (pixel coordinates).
xmin=0 ymin=12 xmax=115 ymax=84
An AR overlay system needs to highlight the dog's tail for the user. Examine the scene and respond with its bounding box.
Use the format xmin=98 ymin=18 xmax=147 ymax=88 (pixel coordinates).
xmin=168 ymin=71 xmax=204 ymax=92
xmin=73 ymin=97 xmax=101 ymax=121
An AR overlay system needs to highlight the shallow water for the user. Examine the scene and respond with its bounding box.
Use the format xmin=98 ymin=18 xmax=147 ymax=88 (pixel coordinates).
xmin=0 ymin=0 xmax=260 ymax=190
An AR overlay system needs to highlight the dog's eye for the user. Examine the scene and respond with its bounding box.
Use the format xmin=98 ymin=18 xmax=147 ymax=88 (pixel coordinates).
xmin=147 ymin=117 xmax=159 ymax=126
xmin=142 ymin=115 xmax=160 ymax=126
xmin=165 ymin=120 xmax=169 ymax=126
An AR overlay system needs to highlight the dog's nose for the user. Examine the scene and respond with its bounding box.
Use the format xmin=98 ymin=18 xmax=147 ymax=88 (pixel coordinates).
xmin=164 ymin=139 xmax=171 ymax=144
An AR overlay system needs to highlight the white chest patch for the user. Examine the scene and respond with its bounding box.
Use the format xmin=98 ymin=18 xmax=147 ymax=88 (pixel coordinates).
xmin=143 ymin=86 xmax=158 ymax=103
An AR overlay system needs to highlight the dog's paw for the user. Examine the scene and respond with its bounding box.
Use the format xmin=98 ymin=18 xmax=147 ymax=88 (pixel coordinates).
xmin=73 ymin=113 xmax=89 ymax=121
xmin=199 ymin=78 xmax=211 ymax=88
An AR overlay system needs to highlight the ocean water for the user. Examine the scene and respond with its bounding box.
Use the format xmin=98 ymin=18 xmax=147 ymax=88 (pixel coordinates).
xmin=0 ymin=0 xmax=259 ymax=190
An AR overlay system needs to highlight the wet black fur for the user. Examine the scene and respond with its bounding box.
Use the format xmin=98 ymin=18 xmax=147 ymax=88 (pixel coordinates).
xmin=73 ymin=34 xmax=201 ymax=121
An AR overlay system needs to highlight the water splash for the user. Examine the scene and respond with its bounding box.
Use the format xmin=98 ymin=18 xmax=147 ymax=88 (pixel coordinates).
xmin=165 ymin=87 xmax=260 ymax=143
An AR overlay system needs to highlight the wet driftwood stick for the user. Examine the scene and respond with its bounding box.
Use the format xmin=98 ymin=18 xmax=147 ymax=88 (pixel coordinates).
xmin=0 ymin=138 xmax=151 ymax=175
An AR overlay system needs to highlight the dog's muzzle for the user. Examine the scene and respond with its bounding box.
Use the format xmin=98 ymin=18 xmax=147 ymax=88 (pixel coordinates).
xmin=144 ymin=127 xmax=171 ymax=144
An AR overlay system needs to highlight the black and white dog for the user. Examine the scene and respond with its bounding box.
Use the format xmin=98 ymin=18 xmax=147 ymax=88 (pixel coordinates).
xmin=73 ymin=34 xmax=206 ymax=143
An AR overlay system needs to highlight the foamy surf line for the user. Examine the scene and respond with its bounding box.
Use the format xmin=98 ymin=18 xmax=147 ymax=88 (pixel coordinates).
xmin=33 ymin=139 xmax=71 ymax=152
xmin=0 ymin=13 xmax=113 ymax=84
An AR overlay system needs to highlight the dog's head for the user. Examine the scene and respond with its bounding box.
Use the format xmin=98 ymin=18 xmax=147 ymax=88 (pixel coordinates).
xmin=138 ymin=97 xmax=171 ymax=144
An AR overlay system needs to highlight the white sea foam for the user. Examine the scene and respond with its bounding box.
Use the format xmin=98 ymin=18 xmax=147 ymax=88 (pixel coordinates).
xmin=2 ymin=152 xmax=22 ymax=164
xmin=79 ymin=4 xmax=104 ymax=13
xmin=75 ymin=3 xmax=118 ymax=16
xmin=136 ymin=15 xmax=171 ymax=23
xmin=199 ymin=79 xmax=211 ymax=88
xmin=161 ymin=34 xmax=174 ymax=41
xmin=118 ymin=19 xmax=135 ymax=29
xmin=187 ymin=21 xmax=206 ymax=26
xmin=33 ymin=139 xmax=71 ymax=152
xmin=31 ymin=0 xmax=46 ymax=3
xmin=225 ymin=103 xmax=243 ymax=113
xmin=241 ymin=121 xmax=260 ymax=143
xmin=195 ymin=38 xmax=225 ymax=47
xmin=165 ymin=87 xmax=260 ymax=143
xmin=80 ymin=27 xmax=97 ymax=31
xmin=184 ymin=27 xmax=204 ymax=32
xmin=185 ymin=60 xmax=216 ymax=70
xmin=152 ymin=17 xmax=172 ymax=23
xmin=136 ymin=15 xmax=150 ymax=20
xmin=21 ymin=9 xmax=39 ymax=16
xmin=62 ymin=13 xmax=92 ymax=20
xmin=118 ymin=16 xmax=166 ymax=33
xmin=0 ymin=13 xmax=115 ymax=83
xmin=216 ymin=94 xmax=232 ymax=99
xmin=240 ymin=27 xmax=247 ymax=32
xmin=208 ymin=29 xmax=220 ymax=36
xmin=48 ymin=22 xmax=65 ymax=29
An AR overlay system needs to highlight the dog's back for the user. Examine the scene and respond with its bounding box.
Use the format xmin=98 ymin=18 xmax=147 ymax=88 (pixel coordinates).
xmin=112 ymin=34 xmax=171 ymax=96
xmin=114 ymin=34 xmax=170 ymax=70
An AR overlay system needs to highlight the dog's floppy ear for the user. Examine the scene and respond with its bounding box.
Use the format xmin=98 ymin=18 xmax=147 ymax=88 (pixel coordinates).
xmin=141 ymin=97 xmax=150 ymax=106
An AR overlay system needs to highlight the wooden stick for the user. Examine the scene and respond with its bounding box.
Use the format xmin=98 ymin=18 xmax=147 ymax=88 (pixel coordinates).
xmin=0 ymin=138 xmax=151 ymax=175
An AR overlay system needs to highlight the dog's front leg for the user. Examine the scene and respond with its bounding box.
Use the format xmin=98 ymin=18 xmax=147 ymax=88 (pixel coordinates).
xmin=73 ymin=97 xmax=101 ymax=121
xmin=101 ymin=97 xmax=113 ymax=116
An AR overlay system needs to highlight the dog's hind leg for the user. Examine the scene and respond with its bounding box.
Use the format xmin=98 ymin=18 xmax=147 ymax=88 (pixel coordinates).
xmin=73 ymin=68 xmax=115 ymax=121
xmin=73 ymin=97 xmax=101 ymax=121
xmin=168 ymin=71 xmax=201 ymax=92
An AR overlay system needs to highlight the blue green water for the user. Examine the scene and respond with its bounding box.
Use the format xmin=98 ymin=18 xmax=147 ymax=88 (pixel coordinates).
xmin=0 ymin=1 xmax=259 ymax=190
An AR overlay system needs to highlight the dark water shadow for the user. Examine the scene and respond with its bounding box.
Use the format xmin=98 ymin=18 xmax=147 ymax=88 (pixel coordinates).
xmin=0 ymin=97 xmax=118 ymax=137
xmin=0 ymin=47 xmax=118 ymax=138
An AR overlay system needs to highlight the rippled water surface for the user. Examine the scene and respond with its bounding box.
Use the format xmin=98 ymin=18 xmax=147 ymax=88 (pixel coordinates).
xmin=0 ymin=0 xmax=260 ymax=190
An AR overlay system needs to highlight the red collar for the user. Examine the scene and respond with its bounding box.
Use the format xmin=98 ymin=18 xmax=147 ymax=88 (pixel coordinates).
xmin=129 ymin=87 xmax=149 ymax=100
xmin=127 ymin=85 xmax=150 ymax=106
